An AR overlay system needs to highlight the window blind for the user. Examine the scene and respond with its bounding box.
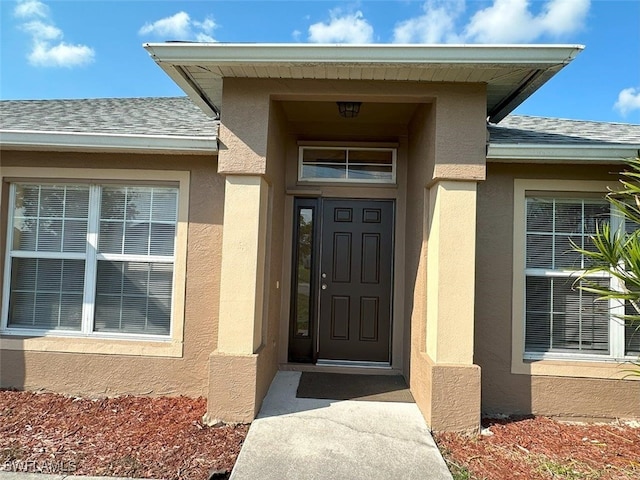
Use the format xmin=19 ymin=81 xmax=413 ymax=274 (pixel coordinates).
xmin=5 ymin=183 xmax=177 ymax=337
xmin=525 ymin=198 xmax=611 ymax=355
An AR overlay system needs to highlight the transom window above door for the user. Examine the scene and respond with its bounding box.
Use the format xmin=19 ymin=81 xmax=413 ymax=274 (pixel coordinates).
xmin=298 ymin=147 xmax=396 ymax=184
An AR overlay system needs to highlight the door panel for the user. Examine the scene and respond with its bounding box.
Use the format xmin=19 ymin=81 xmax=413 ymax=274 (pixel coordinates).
xmin=318 ymin=199 xmax=394 ymax=362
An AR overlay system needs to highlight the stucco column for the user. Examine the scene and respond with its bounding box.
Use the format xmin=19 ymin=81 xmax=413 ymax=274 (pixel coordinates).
xmin=217 ymin=175 xmax=268 ymax=354
xmin=205 ymin=174 xmax=269 ymax=425
xmin=421 ymin=179 xmax=481 ymax=432
xmin=426 ymin=180 xmax=477 ymax=364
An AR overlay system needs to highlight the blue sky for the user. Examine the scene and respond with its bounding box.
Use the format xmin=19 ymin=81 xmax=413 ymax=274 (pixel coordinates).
xmin=1 ymin=0 xmax=639 ymax=123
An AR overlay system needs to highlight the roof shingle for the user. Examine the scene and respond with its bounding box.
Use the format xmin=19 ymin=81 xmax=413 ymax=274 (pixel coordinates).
xmin=2 ymin=97 xmax=639 ymax=148
xmin=489 ymin=115 xmax=640 ymax=146
xmin=0 ymin=97 xmax=217 ymax=137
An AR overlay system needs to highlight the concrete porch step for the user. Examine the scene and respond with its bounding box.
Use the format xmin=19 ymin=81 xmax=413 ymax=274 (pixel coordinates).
xmin=230 ymin=371 xmax=452 ymax=480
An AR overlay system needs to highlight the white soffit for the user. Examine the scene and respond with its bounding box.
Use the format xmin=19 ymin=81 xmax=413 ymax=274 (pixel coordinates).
xmin=143 ymin=43 xmax=584 ymax=123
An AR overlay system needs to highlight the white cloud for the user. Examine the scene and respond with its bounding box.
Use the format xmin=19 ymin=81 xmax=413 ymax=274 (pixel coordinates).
xmin=308 ymin=10 xmax=374 ymax=43
xmin=194 ymin=33 xmax=215 ymax=42
xmin=139 ymin=12 xmax=217 ymax=42
xmin=139 ymin=11 xmax=191 ymax=38
xmin=29 ymin=41 xmax=95 ymax=67
xmin=14 ymin=0 xmax=94 ymax=68
xmin=464 ymin=0 xmax=590 ymax=43
xmin=614 ymin=87 xmax=640 ymax=116
xmin=392 ymin=0 xmax=590 ymax=44
xmin=538 ymin=0 xmax=590 ymax=37
xmin=393 ymin=0 xmax=464 ymax=43
xmin=194 ymin=18 xmax=216 ymax=34
xmin=21 ymin=20 xmax=62 ymax=41
xmin=292 ymin=29 xmax=302 ymax=41
xmin=14 ymin=0 xmax=48 ymax=19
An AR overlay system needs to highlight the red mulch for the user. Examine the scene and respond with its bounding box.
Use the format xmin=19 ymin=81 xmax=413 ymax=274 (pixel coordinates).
xmin=434 ymin=416 xmax=640 ymax=480
xmin=0 ymin=390 xmax=248 ymax=480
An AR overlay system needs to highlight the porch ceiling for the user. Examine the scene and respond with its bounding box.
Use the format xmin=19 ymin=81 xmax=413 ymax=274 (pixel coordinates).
xmin=143 ymin=43 xmax=583 ymax=124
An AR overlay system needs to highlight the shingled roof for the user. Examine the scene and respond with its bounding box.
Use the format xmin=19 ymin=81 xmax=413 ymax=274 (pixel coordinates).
xmin=487 ymin=115 xmax=640 ymax=162
xmin=0 ymin=97 xmax=217 ymax=137
xmin=490 ymin=115 xmax=640 ymax=146
xmin=1 ymin=96 xmax=639 ymax=160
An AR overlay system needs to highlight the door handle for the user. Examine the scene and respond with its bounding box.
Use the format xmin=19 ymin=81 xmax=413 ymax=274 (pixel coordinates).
xmin=321 ymin=284 xmax=327 ymax=290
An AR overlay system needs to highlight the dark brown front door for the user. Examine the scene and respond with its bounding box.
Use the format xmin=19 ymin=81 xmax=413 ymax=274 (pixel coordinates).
xmin=318 ymin=199 xmax=394 ymax=363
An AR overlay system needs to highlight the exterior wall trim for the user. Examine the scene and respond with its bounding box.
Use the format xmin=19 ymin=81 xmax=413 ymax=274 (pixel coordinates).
xmin=511 ymin=178 xmax=640 ymax=380
xmin=145 ymin=43 xmax=583 ymax=65
xmin=488 ymin=144 xmax=640 ymax=163
xmin=0 ymin=166 xmax=190 ymax=358
xmin=0 ymin=130 xmax=218 ymax=155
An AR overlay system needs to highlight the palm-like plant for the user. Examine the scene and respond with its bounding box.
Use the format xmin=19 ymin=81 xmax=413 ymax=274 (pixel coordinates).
xmin=572 ymin=156 xmax=640 ymax=376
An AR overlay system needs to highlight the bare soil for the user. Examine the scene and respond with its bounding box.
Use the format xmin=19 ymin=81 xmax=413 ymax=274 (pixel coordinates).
xmin=0 ymin=390 xmax=248 ymax=480
xmin=434 ymin=416 xmax=640 ymax=480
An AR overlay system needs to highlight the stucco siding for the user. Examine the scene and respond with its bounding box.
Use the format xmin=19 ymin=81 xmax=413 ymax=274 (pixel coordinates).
xmin=0 ymin=150 xmax=222 ymax=398
xmin=476 ymin=162 xmax=640 ymax=419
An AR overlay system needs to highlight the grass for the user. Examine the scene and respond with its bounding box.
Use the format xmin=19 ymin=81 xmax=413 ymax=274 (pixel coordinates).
xmin=438 ymin=447 xmax=640 ymax=480
xmin=0 ymin=443 xmax=26 ymax=463
xmin=439 ymin=448 xmax=479 ymax=480
xmin=536 ymin=457 xmax=600 ymax=479
xmin=106 ymin=455 xmax=146 ymax=478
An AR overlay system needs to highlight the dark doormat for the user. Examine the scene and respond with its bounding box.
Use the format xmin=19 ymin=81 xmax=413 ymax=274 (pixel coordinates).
xmin=296 ymin=372 xmax=414 ymax=403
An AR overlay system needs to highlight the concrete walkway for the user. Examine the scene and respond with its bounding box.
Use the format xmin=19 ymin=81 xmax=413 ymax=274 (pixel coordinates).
xmin=230 ymin=371 xmax=453 ymax=480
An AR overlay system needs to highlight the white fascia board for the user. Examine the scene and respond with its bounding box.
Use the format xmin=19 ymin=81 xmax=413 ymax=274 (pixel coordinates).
xmin=487 ymin=143 xmax=640 ymax=163
xmin=143 ymin=43 xmax=583 ymax=67
xmin=0 ymin=130 xmax=218 ymax=155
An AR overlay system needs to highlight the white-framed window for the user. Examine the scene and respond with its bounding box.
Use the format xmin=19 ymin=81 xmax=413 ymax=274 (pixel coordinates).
xmin=2 ymin=182 xmax=178 ymax=339
xmin=523 ymin=195 xmax=640 ymax=360
xmin=298 ymin=146 xmax=396 ymax=183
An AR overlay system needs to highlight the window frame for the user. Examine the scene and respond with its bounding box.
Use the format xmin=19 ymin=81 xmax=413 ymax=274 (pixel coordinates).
xmin=0 ymin=167 xmax=189 ymax=357
xmin=512 ymin=179 xmax=640 ymax=379
xmin=523 ymin=196 xmax=626 ymax=359
xmin=3 ymin=182 xmax=178 ymax=339
xmin=298 ymin=146 xmax=397 ymax=184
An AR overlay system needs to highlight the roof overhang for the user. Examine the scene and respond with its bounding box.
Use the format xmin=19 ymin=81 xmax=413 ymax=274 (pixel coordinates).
xmin=143 ymin=43 xmax=584 ymax=123
xmin=0 ymin=130 xmax=218 ymax=155
xmin=487 ymin=143 xmax=640 ymax=163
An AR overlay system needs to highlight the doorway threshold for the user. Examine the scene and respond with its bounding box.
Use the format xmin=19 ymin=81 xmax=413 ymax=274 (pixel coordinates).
xmin=280 ymin=362 xmax=401 ymax=376
xmin=316 ymin=359 xmax=391 ymax=369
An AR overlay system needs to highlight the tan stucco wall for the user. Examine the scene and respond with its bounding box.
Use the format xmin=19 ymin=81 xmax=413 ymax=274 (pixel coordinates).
xmin=405 ymin=104 xmax=434 ymax=420
xmin=216 ymin=175 xmax=269 ymax=354
xmin=405 ymin=99 xmax=484 ymax=432
xmin=219 ymin=77 xmax=487 ymax=176
xmin=476 ymin=162 xmax=640 ymax=419
xmin=216 ymin=79 xmax=490 ymax=432
xmin=1 ymin=77 xmax=491 ymax=433
xmin=430 ymin=362 xmax=481 ymax=432
xmin=205 ymin=93 xmax=288 ymax=423
xmin=0 ymin=150 xmax=223 ymax=398
xmin=248 ymin=100 xmax=288 ymax=417
xmin=426 ymin=180 xmax=477 ymax=364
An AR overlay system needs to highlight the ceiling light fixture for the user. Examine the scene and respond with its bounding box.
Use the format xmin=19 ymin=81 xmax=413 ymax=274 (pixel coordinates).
xmin=337 ymin=101 xmax=361 ymax=118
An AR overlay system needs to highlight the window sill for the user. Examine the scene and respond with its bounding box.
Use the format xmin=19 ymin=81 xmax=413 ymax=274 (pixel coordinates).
xmin=512 ymin=355 xmax=640 ymax=380
xmin=0 ymin=333 xmax=183 ymax=358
